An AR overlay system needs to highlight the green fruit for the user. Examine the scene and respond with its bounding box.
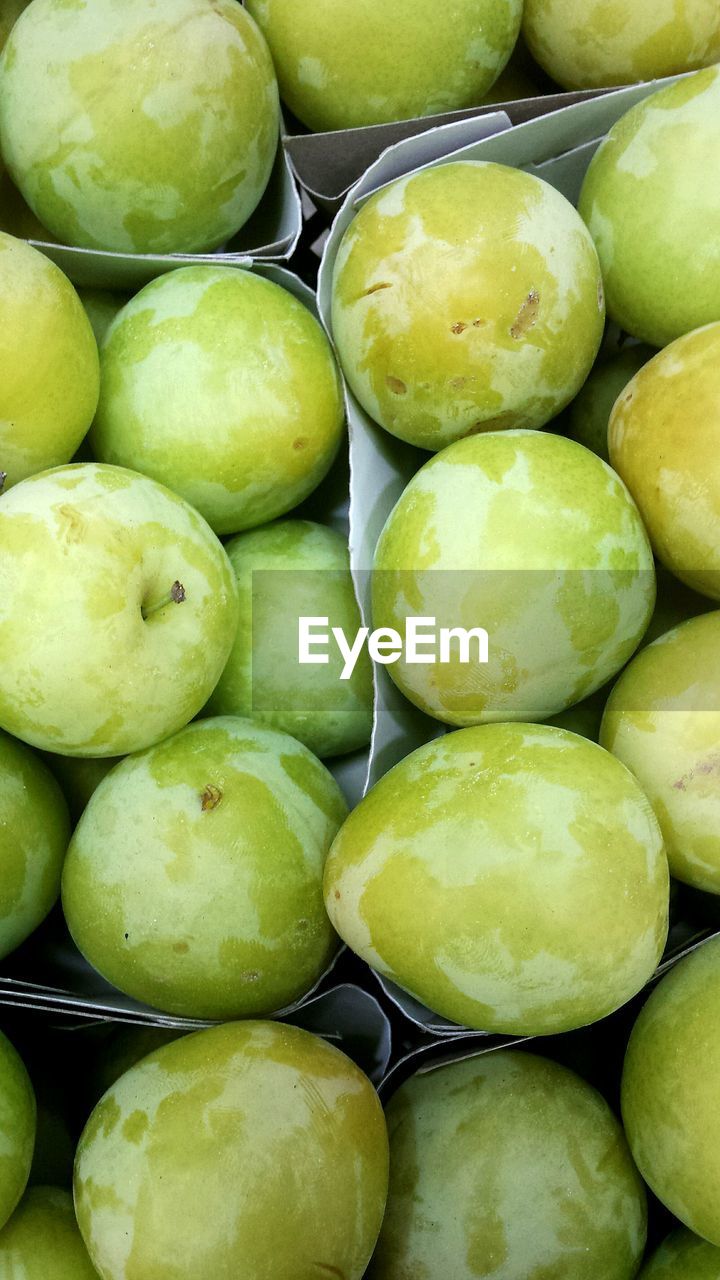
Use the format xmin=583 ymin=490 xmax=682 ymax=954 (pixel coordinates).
xmin=579 ymin=68 xmax=720 ymax=346
xmin=75 ymin=1021 xmax=389 ymax=1280
xmin=0 ymin=0 xmax=279 ymax=254
xmin=640 ymin=1228 xmax=720 ymax=1278
xmin=601 ymin=612 xmax=720 ymax=895
xmin=0 ymin=233 xmax=99 ymax=489
xmin=566 ymin=345 xmax=655 ymax=462
xmin=207 ymin=519 xmax=373 ymax=758
xmin=0 ymin=730 xmax=69 ymax=958
xmin=91 ymin=267 xmax=345 ymax=535
xmin=622 ymin=935 xmax=720 ymax=1243
xmin=331 ymin=162 xmax=605 ymax=450
xmin=41 ymin=754 xmax=121 ymax=823
xmin=0 ymin=2 xmax=28 ymax=53
xmin=62 ymin=717 xmax=346 ymax=1019
xmin=372 ymin=431 xmax=655 ymax=726
xmin=370 ymin=1050 xmax=647 ymax=1280
xmin=325 ymin=723 xmax=669 ymax=1034
xmin=0 ymin=1187 xmax=97 ymax=1278
xmin=91 ymin=1027 xmax=185 ymax=1106
xmin=245 ymin=0 xmax=522 ymax=132
xmin=0 ymin=1033 xmax=35 ymax=1231
xmin=77 ymin=289 xmax=127 ymax=349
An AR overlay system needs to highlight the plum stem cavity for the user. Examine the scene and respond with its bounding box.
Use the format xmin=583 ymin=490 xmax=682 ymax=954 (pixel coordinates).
xmin=142 ymin=580 xmax=186 ymax=620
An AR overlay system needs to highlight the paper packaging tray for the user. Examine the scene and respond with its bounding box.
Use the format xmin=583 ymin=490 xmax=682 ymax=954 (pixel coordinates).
xmin=316 ymin=72 xmax=693 ymax=1036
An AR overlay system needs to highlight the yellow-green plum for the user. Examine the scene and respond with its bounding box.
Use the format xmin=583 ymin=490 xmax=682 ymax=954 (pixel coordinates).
xmin=74 ymin=1021 xmax=389 ymax=1280
xmin=601 ymin=612 xmax=720 ymax=896
xmin=523 ymin=0 xmax=720 ymax=90
xmin=78 ymin=289 xmax=127 ymax=350
xmin=91 ymin=267 xmax=345 ymax=535
xmin=245 ymin=0 xmax=522 ymax=132
xmin=609 ymin=322 xmax=720 ymax=599
xmin=579 ymin=68 xmax=720 ymax=346
xmin=331 ymin=162 xmax=605 ymax=450
xmin=0 ymin=234 xmax=99 ymax=489
xmin=640 ymin=1229 xmax=720 ymax=1278
xmin=0 ymin=730 xmax=69 ymax=959
xmin=0 ymin=0 xmax=279 ymax=255
xmin=207 ymin=520 xmax=373 ymax=758
xmin=41 ymin=753 xmax=121 ymax=823
xmin=622 ymin=935 xmax=720 ymax=1243
xmin=370 ymin=1050 xmax=647 ymax=1280
xmin=0 ymin=1033 xmax=35 ymax=1232
xmin=90 ymin=1027 xmax=185 ymax=1107
xmin=325 ymin=723 xmax=669 ymax=1034
xmin=62 ymin=717 xmax=346 ymax=1019
xmin=372 ymin=431 xmax=655 ymax=726
xmin=0 ymin=463 xmax=239 ymax=756
xmin=0 ymin=1187 xmax=98 ymax=1278
xmin=566 ymin=345 xmax=655 ymax=462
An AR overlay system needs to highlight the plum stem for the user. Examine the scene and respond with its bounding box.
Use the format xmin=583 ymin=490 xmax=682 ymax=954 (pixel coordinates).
xmin=142 ymin=580 xmax=186 ymax=620
xmin=0 ymin=473 xmax=6 ymax=494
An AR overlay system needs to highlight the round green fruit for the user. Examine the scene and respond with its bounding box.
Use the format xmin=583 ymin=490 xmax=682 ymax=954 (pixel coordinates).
xmin=622 ymin=935 xmax=720 ymax=1244
xmin=62 ymin=717 xmax=346 ymax=1019
xmin=602 ymin=612 xmax=720 ymax=895
xmin=370 ymin=1049 xmax=647 ymax=1280
xmin=207 ymin=519 xmax=373 ymax=757
xmin=75 ymin=1021 xmax=389 ymax=1280
xmin=0 ymin=463 xmax=239 ymax=756
xmin=0 ymin=730 xmax=69 ymax=959
xmin=372 ymin=430 xmax=655 ymax=726
xmin=523 ymin=0 xmax=720 ymax=91
xmin=0 ymin=1033 xmax=35 ymax=1231
xmin=0 ymin=1187 xmax=97 ymax=1278
xmin=325 ymin=723 xmax=669 ymax=1034
xmin=331 ymin=161 xmax=605 ymax=450
xmin=579 ymin=68 xmax=720 ymax=346
xmin=0 ymin=0 xmax=279 ymax=254
xmin=566 ymin=344 xmax=655 ymax=462
xmin=78 ymin=289 xmax=126 ymax=349
xmin=0 ymin=233 xmax=99 ymax=489
xmin=91 ymin=266 xmax=345 ymax=534
xmin=245 ymin=0 xmax=522 ymax=132
xmin=609 ymin=322 xmax=720 ymax=599
xmin=640 ymin=1229 xmax=720 ymax=1279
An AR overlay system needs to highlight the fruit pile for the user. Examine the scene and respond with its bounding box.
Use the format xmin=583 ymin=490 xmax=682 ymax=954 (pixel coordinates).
xmin=0 ymin=0 xmax=720 ymax=1276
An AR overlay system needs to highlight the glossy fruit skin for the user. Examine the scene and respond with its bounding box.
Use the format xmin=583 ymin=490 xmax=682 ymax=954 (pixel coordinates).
xmin=566 ymin=345 xmax=655 ymax=462
xmin=0 ymin=1186 xmax=98 ymax=1279
xmin=370 ymin=1049 xmax=647 ymax=1280
xmin=325 ymin=722 xmax=669 ymax=1034
xmin=207 ymin=519 xmax=373 ymax=758
xmin=91 ymin=267 xmax=345 ymax=535
xmin=0 ymin=1033 xmax=35 ymax=1233
xmin=0 ymin=729 xmax=69 ymax=959
xmin=0 ymin=463 xmax=239 ymax=756
xmin=579 ymin=68 xmax=720 ymax=347
xmin=246 ymin=0 xmax=522 ymax=132
xmin=602 ymin=612 xmax=720 ymax=895
xmin=372 ymin=430 xmax=655 ymax=726
xmin=640 ymin=1228 xmax=720 ymax=1278
xmin=74 ymin=1021 xmax=389 ymax=1280
xmin=622 ymin=936 xmax=720 ymax=1244
xmin=0 ymin=233 xmax=99 ymax=488
xmin=0 ymin=0 xmax=279 ymax=254
xmin=609 ymin=322 xmax=720 ymax=600
xmin=62 ymin=716 xmax=346 ymax=1019
xmin=523 ymin=0 xmax=720 ymax=91
xmin=332 ymin=162 xmax=605 ymax=451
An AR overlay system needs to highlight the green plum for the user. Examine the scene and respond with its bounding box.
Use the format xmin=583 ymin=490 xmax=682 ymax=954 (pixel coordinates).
xmin=332 ymin=162 xmax=605 ymax=450
xmin=0 ymin=1032 xmax=35 ymax=1231
xmin=0 ymin=730 xmax=69 ymax=959
xmin=90 ymin=1026 xmax=185 ymax=1106
xmin=622 ymin=935 xmax=720 ymax=1243
xmin=0 ymin=1186 xmax=98 ymax=1278
xmin=74 ymin=1021 xmax=389 ymax=1280
xmin=77 ymin=289 xmax=127 ymax=349
xmin=62 ymin=717 xmax=346 ymax=1019
xmin=207 ymin=519 xmax=373 ymax=758
xmin=579 ymin=68 xmax=720 ymax=346
xmin=325 ymin=723 xmax=669 ymax=1034
xmin=370 ymin=1049 xmax=647 ymax=1279
xmin=566 ymin=345 xmax=655 ymax=462
xmin=91 ymin=267 xmax=345 ymax=535
xmin=640 ymin=1228 xmax=720 ymax=1278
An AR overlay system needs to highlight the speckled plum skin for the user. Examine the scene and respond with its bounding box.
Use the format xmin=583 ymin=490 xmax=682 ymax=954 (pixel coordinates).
xmin=0 ymin=1187 xmax=97 ymax=1279
xmin=74 ymin=1021 xmax=389 ymax=1280
xmin=579 ymin=68 xmax=720 ymax=347
xmin=0 ymin=1033 xmax=34 ymax=1233
xmin=370 ymin=1050 xmax=647 ymax=1280
xmin=331 ymin=162 xmax=605 ymax=451
xmin=0 ymin=463 xmax=239 ymax=756
xmin=62 ymin=716 xmax=346 ymax=1019
xmin=0 ymin=0 xmax=279 ymax=254
xmin=246 ymin=0 xmax=522 ymax=132
xmin=640 ymin=1229 xmax=720 ymax=1279
xmin=622 ymin=936 xmax=720 ymax=1244
xmin=91 ymin=267 xmax=345 ymax=535
xmin=372 ymin=430 xmax=655 ymax=726
xmin=325 ymin=722 xmax=669 ymax=1034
